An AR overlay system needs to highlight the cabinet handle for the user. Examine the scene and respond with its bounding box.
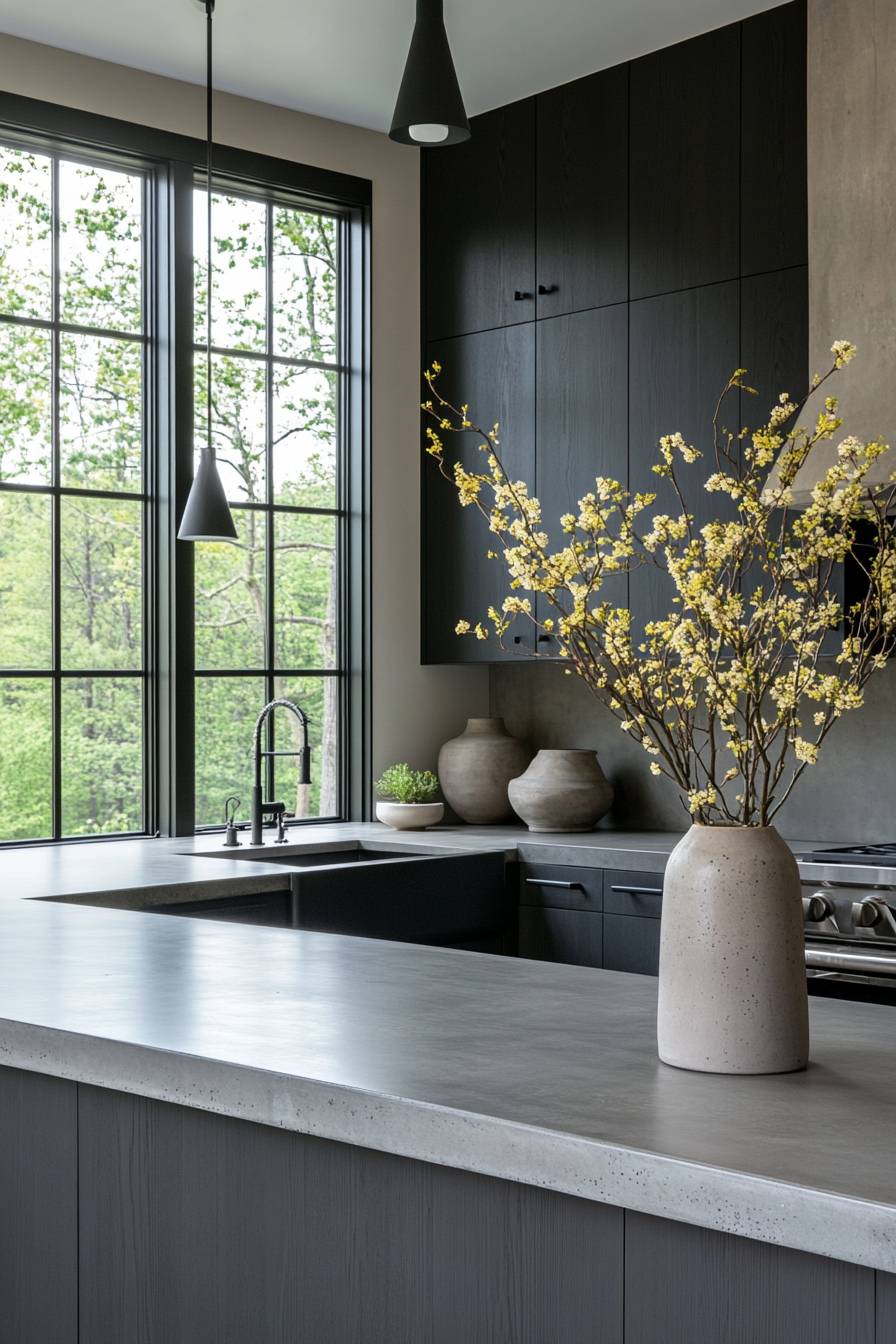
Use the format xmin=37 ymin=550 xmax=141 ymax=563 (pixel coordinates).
xmin=610 ymin=885 xmax=662 ymax=897
xmin=514 ymin=290 xmax=531 ymax=300
xmin=526 ymin=878 xmax=584 ymax=890
xmin=537 ymin=284 xmax=557 ymax=295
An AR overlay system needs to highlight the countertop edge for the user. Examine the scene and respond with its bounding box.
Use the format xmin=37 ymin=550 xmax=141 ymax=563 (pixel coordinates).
xmin=3 ymin=1016 xmax=894 ymax=1274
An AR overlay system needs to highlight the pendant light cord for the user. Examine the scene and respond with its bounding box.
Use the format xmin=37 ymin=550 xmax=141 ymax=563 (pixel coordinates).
xmin=206 ymin=0 xmax=213 ymax=455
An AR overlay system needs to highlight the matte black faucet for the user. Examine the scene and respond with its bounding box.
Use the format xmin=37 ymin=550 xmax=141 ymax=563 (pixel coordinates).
xmin=250 ymin=698 xmax=311 ymax=845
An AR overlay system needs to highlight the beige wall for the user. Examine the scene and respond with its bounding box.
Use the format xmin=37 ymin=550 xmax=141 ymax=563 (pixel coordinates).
xmin=801 ymin=0 xmax=896 ymax=491
xmin=0 ymin=33 xmax=487 ymax=806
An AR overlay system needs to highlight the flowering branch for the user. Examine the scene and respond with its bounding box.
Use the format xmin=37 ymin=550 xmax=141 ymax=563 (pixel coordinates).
xmin=422 ymin=343 xmax=896 ymax=825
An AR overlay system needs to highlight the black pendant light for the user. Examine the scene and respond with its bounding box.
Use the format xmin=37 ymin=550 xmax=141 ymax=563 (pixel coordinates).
xmin=389 ymin=0 xmax=470 ymax=146
xmin=179 ymin=0 xmax=238 ymax=543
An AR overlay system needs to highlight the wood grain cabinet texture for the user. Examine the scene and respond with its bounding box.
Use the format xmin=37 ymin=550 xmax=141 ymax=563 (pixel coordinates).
xmin=0 ymin=1066 xmax=78 ymax=1344
xmin=535 ymin=64 xmax=629 ymax=319
xmin=420 ymin=3 xmax=808 ymax=666
xmin=1 ymin=1062 xmax=893 ymax=1343
xmin=423 ymin=97 xmax=535 ymax=342
xmin=423 ymin=323 xmax=535 ymax=662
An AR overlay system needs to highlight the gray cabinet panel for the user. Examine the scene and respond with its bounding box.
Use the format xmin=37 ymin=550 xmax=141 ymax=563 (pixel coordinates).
xmin=878 ymin=1270 xmax=896 ymax=1341
xmin=78 ymin=1083 xmax=624 ymax=1344
xmin=520 ymin=861 xmax=602 ymax=910
xmin=625 ymin=1210 xmax=875 ymax=1344
xmin=0 ymin=1065 xmax=78 ymax=1344
xmin=603 ymin=913 xmax=661 ymax=977
xmin=603 ymin=868 xmax=663 ymax=919
xmin=519 ymin=905 xmax=601 ymax=968
xmin=432 ymin=1168 xmax=623 ymax=1344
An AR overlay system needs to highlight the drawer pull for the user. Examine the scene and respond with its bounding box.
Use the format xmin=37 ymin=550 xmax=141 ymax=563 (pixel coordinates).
xmin=526 ymin=878 xmax=584 ymax=890
xmin=610 ymin=885 xmax=662 ymax=897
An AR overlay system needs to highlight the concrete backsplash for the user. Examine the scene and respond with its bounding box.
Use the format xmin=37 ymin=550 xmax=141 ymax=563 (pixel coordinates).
xmin=490 ymin=660 xmax=896 ymax=842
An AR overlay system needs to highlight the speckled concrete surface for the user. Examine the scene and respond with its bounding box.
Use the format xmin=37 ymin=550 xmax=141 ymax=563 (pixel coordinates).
xmin=0 ymin=897 xmax=895 ymax=1271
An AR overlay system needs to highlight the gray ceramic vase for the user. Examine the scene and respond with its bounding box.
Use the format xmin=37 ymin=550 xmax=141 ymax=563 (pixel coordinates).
xmin=657 ymin=824 xmax=809 ymax=1075
xmin=507 ymin=749 xmax=614 ymax=833
xmin=438 ymin=718 xmax=532 ymax=824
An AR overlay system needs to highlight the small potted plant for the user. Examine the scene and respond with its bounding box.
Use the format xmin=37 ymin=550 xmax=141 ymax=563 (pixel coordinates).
xmin=374 ymin=764 xmax=444 ymax=830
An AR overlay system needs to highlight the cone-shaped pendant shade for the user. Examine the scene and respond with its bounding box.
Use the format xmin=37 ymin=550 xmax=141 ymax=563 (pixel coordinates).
xmin=178 ymin=447 xmax=238 ymax=541
xmin=390 ymin=0 xmax=470 ymax=146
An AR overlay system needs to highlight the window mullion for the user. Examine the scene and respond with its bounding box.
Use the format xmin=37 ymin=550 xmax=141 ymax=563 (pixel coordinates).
xmin=265 ymin=200 xmax=276 ymax=797
xmin=50 ymin=153 xmax=62 ymax=841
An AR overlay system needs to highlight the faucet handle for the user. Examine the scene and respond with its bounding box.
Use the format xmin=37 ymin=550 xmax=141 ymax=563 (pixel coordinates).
xmin=223 ymin=796 xmax=242 ymax=848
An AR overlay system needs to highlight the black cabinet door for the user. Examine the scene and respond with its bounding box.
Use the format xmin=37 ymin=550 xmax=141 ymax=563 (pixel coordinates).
xmin=630 ymin=24 xmax=740 ymax=300
xmin=602 ymin=914 xmax=661 ymax=977
xmin=518 ymin=906 xmax=602 ymax=968
xmin=535 ymin=304 xmax=629 ymax=641
xmin=740 ymin=266 xmax=809 ymax=420
xmin=423 ymin=324 xmax=536 ymax=662
xmin=628 ymin=281 xmax=740 ymax=639
xmin=603 ymin=869 xmax=663 ymax=919
xmin=535 ymin=65 xmax=628 ymax=319
xmin=741 ymin=1 xmax=808 ymax=276
xmin=423 ymin=98 xmax=535 ymax=342
xmin=520 ymin=861 xmax=603 ymax=911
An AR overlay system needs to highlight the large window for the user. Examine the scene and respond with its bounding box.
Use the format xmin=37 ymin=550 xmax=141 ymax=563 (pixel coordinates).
xmin=193 ymin=189 xmax=344 ymax=826
xmin=0 ymin=144 xmax=146 ymax=841
xmin=0 ymin=101 xmax=369 ymax=846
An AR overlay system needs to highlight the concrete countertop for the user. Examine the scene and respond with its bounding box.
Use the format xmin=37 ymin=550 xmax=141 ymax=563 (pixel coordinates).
xmin=1 ymin=894 xmax=895 ymax=1273
xmin=3 ymin=821 xmax=896 ymax=1274
xmin=5 ymin=821 xmax=892 ymax=906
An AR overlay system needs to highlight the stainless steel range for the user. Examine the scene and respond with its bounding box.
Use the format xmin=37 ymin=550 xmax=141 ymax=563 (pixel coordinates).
xmin=800 ymin=843 xmax=896 ymax=1004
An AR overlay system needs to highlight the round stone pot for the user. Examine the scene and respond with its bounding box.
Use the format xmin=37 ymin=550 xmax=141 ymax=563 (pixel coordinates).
xmin=438 ymin=719 xmax=532 ymax=824
xmin=507 ymin=749 xmax=614 ymax=833
xmin=375 ymin=801 xmax=444 ymax=831
xmin=657 ymin=824 xmax=809 ymax=1075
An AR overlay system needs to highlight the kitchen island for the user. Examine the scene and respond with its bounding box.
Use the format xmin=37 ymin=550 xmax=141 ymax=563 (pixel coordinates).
xmin=2 ymin=825 xmax=896 ymax=1342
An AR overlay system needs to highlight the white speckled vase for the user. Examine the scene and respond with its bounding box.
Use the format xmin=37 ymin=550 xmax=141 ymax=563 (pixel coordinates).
xmin=657 ymin=824 xmax=809 ymax=1075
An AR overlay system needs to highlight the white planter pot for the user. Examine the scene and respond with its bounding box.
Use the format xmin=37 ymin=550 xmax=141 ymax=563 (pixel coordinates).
xmin=375 ymin=801 xmax=444 ymax=831
xmin=657 ymin=824 xmax=809 ymax=1075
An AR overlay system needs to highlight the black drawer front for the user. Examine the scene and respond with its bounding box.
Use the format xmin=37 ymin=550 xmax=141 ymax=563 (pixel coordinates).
xmin=603 ymin=869 xmax=664 ymax=919
xmin=518 ymin=906 xmax=602 ymax=968
xmin=603 ymin=913 xmax=661 ymax=977
xmin=520 ymin=862 xmax=602 ymax=911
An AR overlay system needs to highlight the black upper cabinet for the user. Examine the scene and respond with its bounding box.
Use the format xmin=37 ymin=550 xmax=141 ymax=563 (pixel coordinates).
xmin=535 ymin=305 xmax=629 ymax=639
xmin=740 ymin=266 xmax=809 ymax=422
xmin=741 ymin=0 xmax=808 ymax=276
xmin=628 ymin=281 xmax=741 ymax=638
xmin=535 ymin=65 xmax=629 ymax=319
xmin=423 ymin=324 xmax=535 ymax=663
xmin=423 ymin=99 xmax=535 ymax=342
xmin=629 ymin=24 xmax=741 ymax=300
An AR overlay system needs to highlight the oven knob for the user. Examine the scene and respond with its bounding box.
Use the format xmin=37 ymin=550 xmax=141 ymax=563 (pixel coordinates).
xmin=802 ymin=894 xmax=834 ymax=922
xmin=853 ymin=899 xmax=882 ymax=928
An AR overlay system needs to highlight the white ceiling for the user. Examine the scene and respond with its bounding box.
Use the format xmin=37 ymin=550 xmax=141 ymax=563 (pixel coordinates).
xmin=0 ymin=0 xmax=787 ymax=133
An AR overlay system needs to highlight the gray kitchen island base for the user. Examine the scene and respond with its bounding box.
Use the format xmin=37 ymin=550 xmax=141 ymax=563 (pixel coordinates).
xmin=2 ymin=1064 xmax=892 ymax=1344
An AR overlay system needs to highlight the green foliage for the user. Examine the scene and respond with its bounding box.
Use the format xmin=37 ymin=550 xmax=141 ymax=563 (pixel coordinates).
xmin=373 ymin=764 xmax=439 ymax=805
xmin=0 ymin=145 xmax=343 ymax=840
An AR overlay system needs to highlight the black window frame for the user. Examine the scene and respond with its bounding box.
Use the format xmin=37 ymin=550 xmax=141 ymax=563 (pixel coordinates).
xmin=0 ymin=91 xmax=372 ymax=846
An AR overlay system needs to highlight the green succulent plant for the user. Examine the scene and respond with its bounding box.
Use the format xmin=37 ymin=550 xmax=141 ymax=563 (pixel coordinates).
xmin=374 ymin=764 xmax=439 ymax=805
